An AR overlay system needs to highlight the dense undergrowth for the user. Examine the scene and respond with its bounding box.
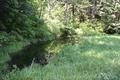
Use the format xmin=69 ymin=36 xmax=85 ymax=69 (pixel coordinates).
xmin=0 ymin=0 xmax=54 ymax=47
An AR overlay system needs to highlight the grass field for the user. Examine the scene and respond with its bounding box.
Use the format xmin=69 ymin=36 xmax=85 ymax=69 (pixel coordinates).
xmin=1 ymin=35 xmax=120 ymax=80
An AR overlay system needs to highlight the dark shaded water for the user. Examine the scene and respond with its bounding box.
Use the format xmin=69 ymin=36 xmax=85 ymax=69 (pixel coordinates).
xmin=2 ymin=38 xmax=76 ymax=72
xmin=4 ymin=40 xmax=52 ymax=71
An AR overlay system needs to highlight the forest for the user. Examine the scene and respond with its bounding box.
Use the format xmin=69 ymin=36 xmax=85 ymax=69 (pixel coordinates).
xmin=0 ymin=0 xmax=120 ymax=80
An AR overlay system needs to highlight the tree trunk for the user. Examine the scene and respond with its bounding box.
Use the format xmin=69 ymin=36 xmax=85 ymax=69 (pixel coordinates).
xmin=72 ymin=4 xmax=75 ymax=23
xmin=48 ymin=0 xmax=52 ymax=18
xmin=64 ymin=0 xmax=68 ymax=24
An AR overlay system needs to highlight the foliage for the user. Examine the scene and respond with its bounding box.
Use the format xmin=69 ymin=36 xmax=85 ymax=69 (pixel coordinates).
xmin=0 ymin=0 xmax=54 ymax=45
xmin=0 ymin=0 xmax=120 ymax=79
xmin=72 ymin=21 xmax=104 ymax=36
xmin=98 ymin=1 xmax=120 ymax=34
xmin=60 ymin=27 xmax=76 ymax=38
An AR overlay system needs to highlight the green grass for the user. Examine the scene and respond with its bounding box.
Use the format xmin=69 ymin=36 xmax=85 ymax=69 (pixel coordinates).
xmin=1 ymin=35 xmax=120 ymax=80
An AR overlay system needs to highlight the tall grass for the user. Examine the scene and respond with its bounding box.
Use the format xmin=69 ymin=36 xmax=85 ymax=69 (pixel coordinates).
xmin=1 ymin=35 xmax=120 ymax=80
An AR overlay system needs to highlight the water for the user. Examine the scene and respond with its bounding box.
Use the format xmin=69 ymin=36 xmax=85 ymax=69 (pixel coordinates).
xmin=0 ymin=37 xmax=80 ymax=73
xmin=4 ymin=41 xmax=48 ymax=70
xmin=3 ymin=40 xmax=65 ymax=71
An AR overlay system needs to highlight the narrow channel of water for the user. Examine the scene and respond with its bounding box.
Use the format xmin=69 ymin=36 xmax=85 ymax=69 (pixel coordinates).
xmin=3 ymin=40 xmax=65 ymax=71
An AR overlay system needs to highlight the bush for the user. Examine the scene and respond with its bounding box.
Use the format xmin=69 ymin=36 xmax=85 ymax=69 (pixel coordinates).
xmin=60 ymin=27 xmax=77 ymax=38
xmin=104 ymin=23 xmax=120 ymax=34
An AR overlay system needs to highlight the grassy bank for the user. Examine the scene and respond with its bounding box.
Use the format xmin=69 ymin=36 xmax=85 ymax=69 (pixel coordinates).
xmin=1 ymin=35 xmax=120 ymax=80
xmin=0 ymin=41 xmax=31 ymax=71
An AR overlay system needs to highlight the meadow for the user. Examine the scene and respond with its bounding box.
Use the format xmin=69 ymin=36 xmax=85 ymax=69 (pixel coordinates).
xmin=1 ymin=35 xmax=120 ymax=80
xmin=1 ymin=0 xmax=120 ymax=80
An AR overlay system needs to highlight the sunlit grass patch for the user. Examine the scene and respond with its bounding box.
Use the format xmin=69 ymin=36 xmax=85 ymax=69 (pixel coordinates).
xmin=1 ymin=35 xmax=120 ymax=80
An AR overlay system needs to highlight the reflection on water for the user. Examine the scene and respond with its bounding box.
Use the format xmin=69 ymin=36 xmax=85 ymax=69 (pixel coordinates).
xmin=4 ymin=40 xmax=65 ymax=71
xmin=2 ymin=37 xmax=79 ymax=73
xmin=5 ymin=41 xmax=48 ymax=71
